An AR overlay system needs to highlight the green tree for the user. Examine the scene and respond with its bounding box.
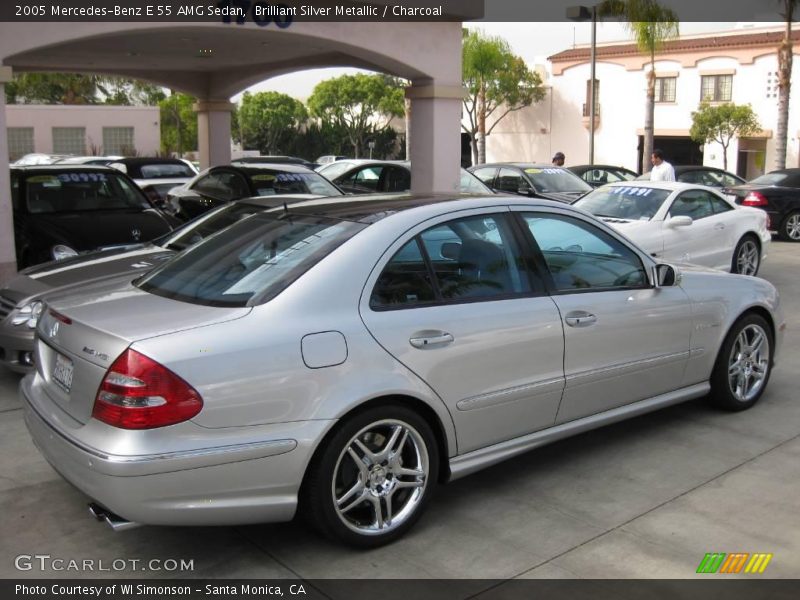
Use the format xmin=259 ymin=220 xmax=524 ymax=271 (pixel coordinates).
xmin=236 ymin=91 xmax=308 ymax=155
xmin=159 ymin=92 xmax=198 ymax=156
xmin=690 ymin=103 xmax=761 ymax=171
xmin=6 ymin=73 xmax=164 ymax=106
xmin=462 ymin=29 xmax=545 ymax=165
xmin=775 ymin=0 xmax=797 ymax=169
xmin=600 ymin=0 xmax=679 ymax=172
xmin=307 ymin=73 xmax=404 ymax=158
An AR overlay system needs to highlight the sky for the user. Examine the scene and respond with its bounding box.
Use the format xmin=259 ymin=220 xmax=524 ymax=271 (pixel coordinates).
xmin=232 ymin=21 xmax=781 ymax=103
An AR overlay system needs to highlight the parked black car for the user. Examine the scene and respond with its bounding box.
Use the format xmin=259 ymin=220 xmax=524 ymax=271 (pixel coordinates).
xmin=568 ymin=164 xmax=638 ymax=187
xmin=469 ymin=163 xmax=592 ymax=203
xmin=636 ymin=165 xmax=745 ymax=188
xmin=167 ymin=162 xmax=344 ymax=220
xmin=727 ymin=168 xmax=800 ymax=241
xmin=10 ymin=165 xmax=176 ymax=269
xmin=327 ymin=160 xmax=493 ymax=195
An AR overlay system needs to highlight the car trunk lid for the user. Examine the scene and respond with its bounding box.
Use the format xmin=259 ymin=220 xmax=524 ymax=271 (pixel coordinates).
xmin=35 ymin=280 xmax=250 ymax=424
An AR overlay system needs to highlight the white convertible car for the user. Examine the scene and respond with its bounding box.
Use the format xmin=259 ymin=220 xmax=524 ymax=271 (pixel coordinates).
xmin=574 ymin=181 xmax=770 ymax=276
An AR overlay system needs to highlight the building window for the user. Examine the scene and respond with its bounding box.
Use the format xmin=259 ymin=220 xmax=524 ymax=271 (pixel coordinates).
xmin=655 ymin=77 xmax=677 ymax=102
xmin=52 ymin=127 xmax=86 ymax=155
xmin=7 ymin=127 xmax=34 ymax=161
xmin=583 ymin=78 xmax=600 ymax=117
xmin=103 ymin=127 xmax=135 ymax=155
xmin=701 ymin=75 xmax=732 ymax=102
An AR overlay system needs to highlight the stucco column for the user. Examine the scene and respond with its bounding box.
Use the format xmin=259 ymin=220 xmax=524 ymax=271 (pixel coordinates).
xmin=193 ymin=100 xmax=234 ymax=170
xmin=405 ymin=83 xmax=465 ymax=194
xmin=0 ymin=66 xmax=17 ymax=285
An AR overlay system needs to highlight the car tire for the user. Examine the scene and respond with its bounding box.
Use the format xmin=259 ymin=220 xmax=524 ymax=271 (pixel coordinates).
xmin=302 ymin=404 xmax=439 ymax=548
xmin=709 ymin=313 xmax=773 ymax=412
xmin=731 ymin=235 xmax=760 ymax=276
xmin=779 ymin=210 xmax=800 ymax=242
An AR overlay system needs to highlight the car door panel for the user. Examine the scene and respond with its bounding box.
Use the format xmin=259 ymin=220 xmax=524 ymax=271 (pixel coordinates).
xmin=361 ymin=209 xmax=565 ymax=453
xmin=516 ymin=209 xmax=693 ymax=423
xmin=549 ymin=287 xmax=692 ymax=423
xmin=662 ymin=190 xmax=729 ymax=268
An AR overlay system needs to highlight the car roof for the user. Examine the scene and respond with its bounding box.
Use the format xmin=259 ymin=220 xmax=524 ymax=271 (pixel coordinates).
xmin=472 ymin=163 xmax=558 ymax=169
xmin=602 ymin=180 xmax=701 ymax=192
xmin=225 ymin=162 xmax=316 ymax=173
xmin=273 ymin=192 xmax=569 ymax=224
xmin=110 ymin=157 xmax=188 ymax=165
xmin=570 ymin=164 xmax=635 ymax=171
xmin=12 ymin=164 xmax=118 ymax=172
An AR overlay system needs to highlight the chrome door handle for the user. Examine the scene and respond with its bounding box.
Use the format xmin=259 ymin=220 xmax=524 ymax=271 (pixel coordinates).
xmin=564 ymin=312 xmax=597 ymax=328
xmin=409 ymin=332 xmax=454 ymax=349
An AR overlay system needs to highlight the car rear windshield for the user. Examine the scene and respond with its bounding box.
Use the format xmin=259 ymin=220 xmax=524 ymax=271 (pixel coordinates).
xmin=523 ymin=167 xmax=593 ymax=193
xmin=137 ymin=212 xmax=367 ymax=307
xmin=25 ymin=172 xmax=150 ymax=213
xmin=749 ymin=173 xmax=788 ymax=186
xmin=138 ymin=163 xmax=196 ymax=178
xmin=249 ymin=171 xmax=341 ymax=197
xmin=574 ymin=186 xmax=670 ymax=220
xmin=159 ymin=202 xmax=268 ymax=252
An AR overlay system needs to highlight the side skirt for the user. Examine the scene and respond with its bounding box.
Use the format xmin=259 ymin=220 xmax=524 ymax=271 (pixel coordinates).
xmin=447 ymin=382 xmax=710 ymax=481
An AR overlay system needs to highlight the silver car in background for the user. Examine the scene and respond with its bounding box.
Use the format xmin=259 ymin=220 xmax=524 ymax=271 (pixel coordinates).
xmin=0 ymin=194 xmax=322 ymax=372
xmin=21 ymin=194 xmax=783 ymax=547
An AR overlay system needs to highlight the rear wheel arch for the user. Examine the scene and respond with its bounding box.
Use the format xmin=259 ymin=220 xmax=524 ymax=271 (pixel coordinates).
xmin=302 ymin=394 xmax=453 ymax=490
xmin=298 ymin=395 xmax=449 ymax=546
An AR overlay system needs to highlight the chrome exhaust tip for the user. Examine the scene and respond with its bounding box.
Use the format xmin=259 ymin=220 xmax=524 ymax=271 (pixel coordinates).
xmin=88 ymin=503 xmax=142 ymax=532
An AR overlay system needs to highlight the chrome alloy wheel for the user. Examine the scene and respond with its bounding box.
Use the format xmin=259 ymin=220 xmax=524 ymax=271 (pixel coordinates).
xmin=332 ymin=419 xmax=429 ymax=536
xmin=786 ymin=214 xmax=800 ymax=240
xmin=735 ymin=240 xmax=760 ymax=275
xmin=728 ymin=324 xmax=770 ymax=402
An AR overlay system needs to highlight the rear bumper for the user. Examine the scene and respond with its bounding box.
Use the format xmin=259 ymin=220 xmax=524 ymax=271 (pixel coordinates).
xmin=21 ymin=374 xmax=334 ymax=526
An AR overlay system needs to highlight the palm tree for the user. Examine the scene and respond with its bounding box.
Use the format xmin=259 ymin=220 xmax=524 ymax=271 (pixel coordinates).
xmin=775 ymin=0 xmax=797 ymax=170
xmin=600 ymin=0 xmax=678 ymax=172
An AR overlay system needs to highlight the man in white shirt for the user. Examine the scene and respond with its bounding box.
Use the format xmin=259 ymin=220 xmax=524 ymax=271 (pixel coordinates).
xmin=650 ymin=149 xmax=675 ymax=181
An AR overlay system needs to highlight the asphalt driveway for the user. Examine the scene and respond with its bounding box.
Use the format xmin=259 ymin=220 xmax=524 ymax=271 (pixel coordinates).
xmin=1 ymin=242 xmax=798 ymax=586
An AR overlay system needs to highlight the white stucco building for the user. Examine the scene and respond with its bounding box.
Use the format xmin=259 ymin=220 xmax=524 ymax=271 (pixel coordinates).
xmin=5 ymin=104 xmax=161 ymax=160
xmin=485 ymin=26 xmax=800 ymax=176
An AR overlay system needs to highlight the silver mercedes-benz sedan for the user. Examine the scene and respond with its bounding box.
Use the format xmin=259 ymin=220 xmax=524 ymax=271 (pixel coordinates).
xmin=21 ymin=194 xmax=783 ymax=547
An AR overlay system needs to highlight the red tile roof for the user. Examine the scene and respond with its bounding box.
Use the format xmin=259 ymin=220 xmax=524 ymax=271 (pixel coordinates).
xmin=550 ymin=29 xmax=800 ymax=62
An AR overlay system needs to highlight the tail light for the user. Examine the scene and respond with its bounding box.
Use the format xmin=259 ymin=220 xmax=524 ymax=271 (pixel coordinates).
xmin=93 ymin=348 xmax=202 ymax=429
xmin=742 ymin=191 xmax=768 ymax=207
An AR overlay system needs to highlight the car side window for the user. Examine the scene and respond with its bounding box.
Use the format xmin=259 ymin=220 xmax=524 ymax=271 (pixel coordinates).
xmin=371 ymin=214 xmax=534 ymax=309
xmin=192 ymin=171 xmax=249 ymax=200
xmin=382 ymin=167 xmax=411 ymax=192
xmin=721 ymin=173 xmax=742 ymax=187
xmin=670 ymin=191 xmax=714 ymax=220
xmin=495 ymin=168 xmax=526 ymax=194
xmin=709 ymin=194 xmax=733 ymax=214
xmin=340 ymin=166 xmax=384 ymax=193
xmin=523 ymin=213 xmax=648 ymax=291
xmin=471 ymin=168 xmax=496 ymax=187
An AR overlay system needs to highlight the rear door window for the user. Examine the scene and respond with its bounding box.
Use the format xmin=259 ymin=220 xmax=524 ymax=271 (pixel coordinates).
xmin=371 ymin=213 xmax=536 ymax=309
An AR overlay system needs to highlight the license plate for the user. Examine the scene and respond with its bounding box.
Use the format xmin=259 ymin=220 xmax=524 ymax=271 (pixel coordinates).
xmin=52 ymin=353 xmax=74 ymax=393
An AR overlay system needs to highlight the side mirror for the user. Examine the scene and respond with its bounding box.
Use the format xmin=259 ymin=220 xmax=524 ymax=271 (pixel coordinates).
xmin=654 ymin=264 xmax=680 ymax=287
xmin=667 ymin=215 xmax=693 ymax=228
xmin=517 ymin=185 xmax=533 ymax=196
